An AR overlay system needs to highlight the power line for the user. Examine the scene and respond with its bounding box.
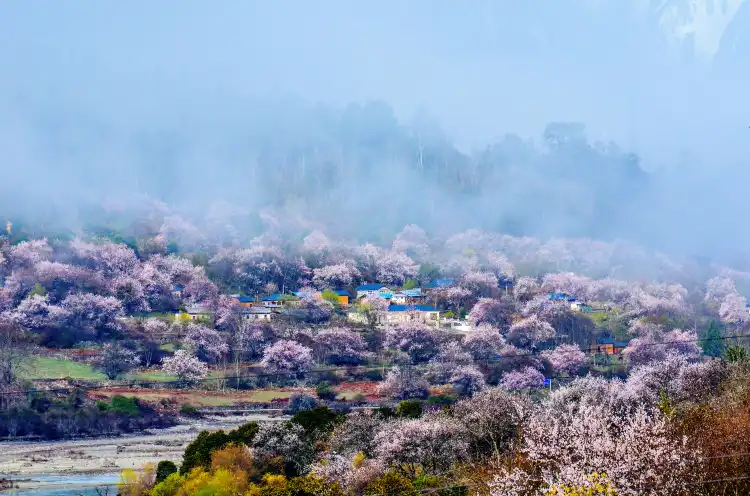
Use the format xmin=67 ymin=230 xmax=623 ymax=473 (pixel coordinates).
xmin=2 ymin=331 xmax=749 ymax=397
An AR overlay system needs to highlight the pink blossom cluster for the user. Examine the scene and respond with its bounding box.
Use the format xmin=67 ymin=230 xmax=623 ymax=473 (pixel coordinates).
xmin=161 ymin=350 xmax=208 ymax=382
xmin=260 ymin=339 xmax=313 ymax=375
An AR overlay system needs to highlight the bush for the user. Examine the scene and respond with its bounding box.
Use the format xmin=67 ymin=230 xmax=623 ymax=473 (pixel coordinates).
xmin=155 ymin=460 xmax=178 ymax=483
xmin=179 ymin=403 xmax=200 ymax=417
xmin=360 ymin=369 xmax=383 ymax=381
xmin=315 ymin=381 xmax=337 ymax=401
xmin=395 ymin=400 xmax=423 ymax=419
xmin=286 ymin=394 xmax=318 ymax=415
xmin=291 ymin=406 xmax=345 ymax=437
xmin=180 ymin=422 xmax=259 ymax=474
xmin=426 ymin=394 xmax=457 ymax=407
xmin=365 ymin=471 xmax=418 ymax=496
xmin=374 ymin=405 xmax=396 ymax=420
xmin=107 ymin=395 xmax=140 ymax=416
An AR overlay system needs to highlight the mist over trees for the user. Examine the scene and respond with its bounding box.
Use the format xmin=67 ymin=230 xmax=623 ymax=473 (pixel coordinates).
xmin=2 ymin=101 xmax=655 ymax=254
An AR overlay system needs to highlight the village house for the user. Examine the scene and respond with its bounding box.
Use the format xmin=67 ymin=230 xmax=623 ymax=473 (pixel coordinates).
xmin=346 ymin=304 xmax=440 ymax=327
xmin=391 ymin=288 xmax=424 ymax=305
xmin=171 ymin=284 xmax=184 ymax=299
xmin=356 ymin=284 xmax=393 ymax=300
xmin=176 ymin=304 xmax=212 ymax=322
xmin=261 ymin=293 xmax=298 ymax=309
xmin=231 ymin=295 xmax=255 ymax=308
xmin=293 ymin=289 xmax=350 ymax=306
xmin=570 ymin=301 xmax=594 ymax=312
xmin=441 ymin=317 xmax=472 ymax=332
xmin=424 ymin=279 xmax=454 ymax=292
xmin=548 ymin=292 xmax=577 ymax=302
xmin=593 ymin=336 xmax=629 ymax=355
xmin=242 ymin=306 xmax=273 ymax=322
xmin=332 ymin=290 xmax=350 ymax=306
xmin=386 ymin=305 xmax=440 ymax=327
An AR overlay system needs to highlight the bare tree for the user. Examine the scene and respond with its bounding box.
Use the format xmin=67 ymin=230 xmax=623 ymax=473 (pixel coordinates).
xmin=0 ymin=318 xmax=30 ymax=386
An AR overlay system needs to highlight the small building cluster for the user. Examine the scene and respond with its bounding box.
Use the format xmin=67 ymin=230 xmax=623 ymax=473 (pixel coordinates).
xmin=348 ymin=283 xmax=444 ymax=327
xmin=547 ymin=292 xmax=594 ymax=313
xmin=175 ymin=288 xmax=351 ymax=323
xmin=593 ymin=336 xmax=629 ymax=355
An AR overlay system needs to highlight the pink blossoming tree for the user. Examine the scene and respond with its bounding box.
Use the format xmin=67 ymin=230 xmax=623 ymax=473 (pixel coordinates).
xmin=161 ymin=350 xmax=208 ymax=383
xmin=183 ymin=323 xmax=229 ymax=364
xmin=506 ymin=315 xmax=556 ymax=348
xmin=542 ymin=343 xmax=588 ymax=376
xmin=383 ymin=322 xmax=440 ymax=363
xmin=314 ymin=327 xmax=371 ymax=365
xmin=499 ymin=367 xmax=545 ymax=390
xmin=261 ymin=339 xmax=314 ymax=377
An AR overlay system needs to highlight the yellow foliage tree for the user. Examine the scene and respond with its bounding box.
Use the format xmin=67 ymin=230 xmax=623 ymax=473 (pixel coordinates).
xmin=118 ymin=463 xmax=156 ymax=496
xmin=177 ymin=466 xmax=250 ymax=496
xmin=150 ymin=472 xmax=185 ymax=496
xmin=544 ymin=473 xmax=618 ymax=496
xmin=211 ymin=444 xmax=256 ymax=477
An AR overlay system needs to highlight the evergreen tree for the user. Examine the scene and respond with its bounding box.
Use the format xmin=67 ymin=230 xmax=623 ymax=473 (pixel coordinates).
xmin=702 ymin=320 xmax=725 ymax=358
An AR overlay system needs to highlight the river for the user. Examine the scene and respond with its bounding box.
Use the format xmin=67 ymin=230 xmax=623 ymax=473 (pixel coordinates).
xmin=0 ymin=413 xmax=285 ymax=494
xmin=3 ymin=474 xmax=120 ymax=495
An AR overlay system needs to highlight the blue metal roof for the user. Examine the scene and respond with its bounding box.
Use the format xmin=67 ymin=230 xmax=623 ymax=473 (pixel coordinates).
xmin=388 ymin=305 xmax=438 ymax=312
xmin=172 ymin=284 xmax=185 ymax=291
xmin=357 ymin=284 xmax=390 ymax=291
xmin=548 ymin=292 xmax=576 ymax=301
xmin=401 ymin=288 xmax=422 ymax=297
xmin=597 ymin=336 xmax=629 ymax=347
xmin=334 ymin=290 xmax=349 ymax=296
xmin=425 ymin=279 xmax=454 ymax=288
xmin=234 ymin=296 xmax=254 ymax=303
xmin=262 ymin=293 xmax=292 ymax=301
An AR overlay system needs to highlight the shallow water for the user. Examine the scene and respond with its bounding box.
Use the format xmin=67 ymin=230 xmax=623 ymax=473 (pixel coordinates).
xmin=2 ymin=473 xmax=119 ymax=495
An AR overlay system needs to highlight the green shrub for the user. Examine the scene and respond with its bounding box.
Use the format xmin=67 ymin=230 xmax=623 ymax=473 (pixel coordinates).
xmin=291 ymin=406 xmax=345 ymax=437
xmin=155 ymin=460 xmax=178 ymax=483
xmin=426 ymin=394 xmax=458 ymax=406
xmin=179 ymin=403 xmax=200 ymax=417
xmin=95 ymin=395 xmax=141 ymax=415
xmin=362 ymin=369 xmax=383 ymax=381
xmin=315 ymin=381 xmax=337 ymax=401
xmin=395 ymin=400 xmax=423 ymax=419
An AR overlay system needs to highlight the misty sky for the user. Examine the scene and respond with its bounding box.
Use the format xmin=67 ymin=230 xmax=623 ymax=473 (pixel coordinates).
xmin=3 ymin=2 xmax=748 ymax=151
xmin=1 ymin=1 xmax=749 ymax=248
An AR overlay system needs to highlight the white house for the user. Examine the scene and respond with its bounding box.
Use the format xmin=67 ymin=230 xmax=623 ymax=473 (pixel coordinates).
xmin=347 ymin=304 xmax=440 ymax=327
xmin=242 ymin=306 xmax=273 ymax=321
xmin=441 ymin=317 xmax=472 ymax=332
xmin=176 ymin=304 xmax=212 ymax=321
xmin=386 ymin=305 xmax=440 ymax=327
xmin=391 ymin=288 xmax=423 ymax=305
xmin=356 ymin=284 xmax=393 ymax=300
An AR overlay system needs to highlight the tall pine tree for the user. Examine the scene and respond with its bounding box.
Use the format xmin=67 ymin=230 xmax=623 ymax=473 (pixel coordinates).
xmin=702 ymin=320 xmax=724 ymax=358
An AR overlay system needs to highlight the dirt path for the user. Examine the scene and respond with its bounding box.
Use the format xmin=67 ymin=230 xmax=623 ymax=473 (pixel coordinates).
xmin=0 ymin=414 xmax=284 ymax=492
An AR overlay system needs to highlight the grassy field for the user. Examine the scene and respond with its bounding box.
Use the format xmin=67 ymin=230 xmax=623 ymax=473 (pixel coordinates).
xmin=90 ymin=388 xmax=296 ymax=406
xmin=21 ymin=357 xmax=107 ymax=380
xmin=129 ymin=370 xmax=176 ymax=382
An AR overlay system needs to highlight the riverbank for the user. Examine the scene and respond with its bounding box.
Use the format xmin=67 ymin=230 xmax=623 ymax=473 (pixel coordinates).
xmin=0 ymin=413 xmax=284 ymax=493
